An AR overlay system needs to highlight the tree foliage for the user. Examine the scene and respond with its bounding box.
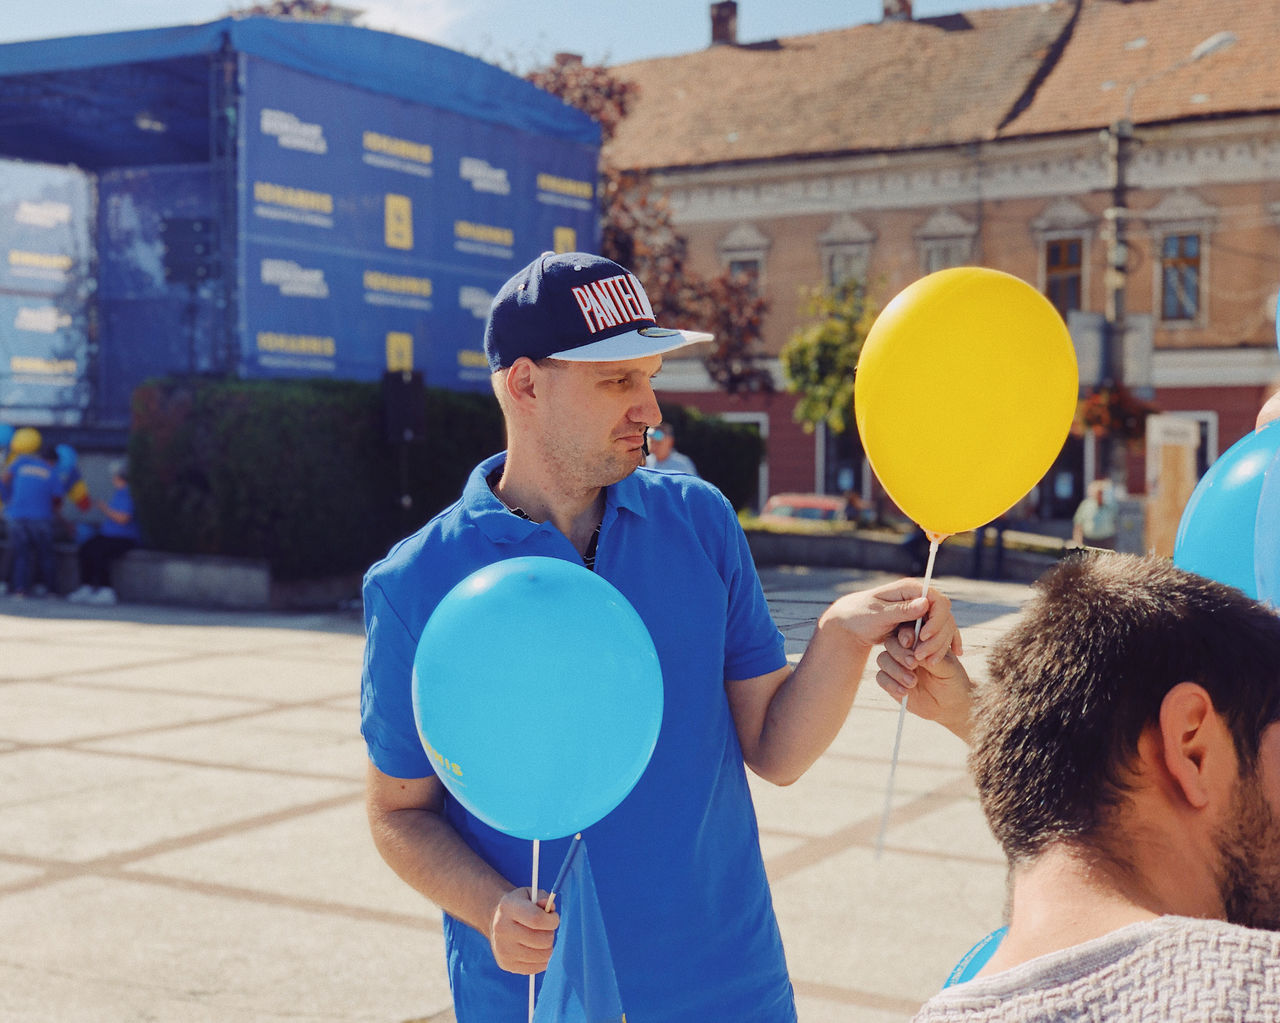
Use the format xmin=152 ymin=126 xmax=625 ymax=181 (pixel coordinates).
xmin=780 ymin=279 xmax=877 ymax=434
xmin=527 ymin=55 xmax=773 ymax=394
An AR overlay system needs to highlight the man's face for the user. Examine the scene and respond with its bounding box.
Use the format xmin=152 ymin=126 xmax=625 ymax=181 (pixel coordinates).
xmin=1216 ymin=721 xmax=1280 ymax=930
xmin=533 ymin=356 xmax=663 ymax=489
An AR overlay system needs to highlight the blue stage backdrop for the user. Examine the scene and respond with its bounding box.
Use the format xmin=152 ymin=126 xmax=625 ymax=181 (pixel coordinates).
xmin=0 ymin=17 xmax=601 ymax=430
xmin=238 ymin=54 xmax=599 ymax=391
xmin=0 ymin=160 xmax=92 ymax=425
xmin=97 ymin=164 xmax=220 ymax=426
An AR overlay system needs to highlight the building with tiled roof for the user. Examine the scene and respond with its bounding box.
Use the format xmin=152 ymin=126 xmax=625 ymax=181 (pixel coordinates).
xmin=606 ymin=0 xmax=1280 ymax=524
xmin=608 ymin=4 xmax=1076 ymax=170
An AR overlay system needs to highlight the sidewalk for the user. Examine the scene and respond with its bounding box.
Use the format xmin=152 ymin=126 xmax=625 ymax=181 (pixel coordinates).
xmin=0 ymin=566 xmax=1030 ymax=1023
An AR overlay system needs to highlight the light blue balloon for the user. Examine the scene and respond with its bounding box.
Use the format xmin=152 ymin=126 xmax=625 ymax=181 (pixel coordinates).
xmin=412 ymin=556 xmax=663 ymax=841
xmin=0 ymin=423 xmax=12 ymax=451
xmin=1255 ymin=447 xmax=1280 ymax=607
xmin=1174 ymin=422 xmax=1280 ymax=598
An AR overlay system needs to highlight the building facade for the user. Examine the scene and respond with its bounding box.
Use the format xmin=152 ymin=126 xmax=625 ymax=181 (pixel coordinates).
xmin=606 ymin=0 xmax=1280 ymax=515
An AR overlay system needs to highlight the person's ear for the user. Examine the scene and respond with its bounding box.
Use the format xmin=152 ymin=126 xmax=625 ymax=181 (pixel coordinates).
xmin=503 ymin=359 xmax=539 ymax=405
xmin=1157 ymin=681 xmax=1231 ymax=810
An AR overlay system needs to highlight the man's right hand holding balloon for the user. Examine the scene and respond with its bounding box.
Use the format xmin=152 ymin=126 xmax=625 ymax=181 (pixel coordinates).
xmin=877 ymin=625 xmax=974 ymax=744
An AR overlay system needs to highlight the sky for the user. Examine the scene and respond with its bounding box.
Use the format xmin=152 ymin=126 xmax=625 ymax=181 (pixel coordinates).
xmin=0 ymin=0 xmax=1042 ymax=71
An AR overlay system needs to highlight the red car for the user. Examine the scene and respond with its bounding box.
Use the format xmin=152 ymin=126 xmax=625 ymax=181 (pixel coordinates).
xmin=759 ymin=493 xmax=850 ymax=523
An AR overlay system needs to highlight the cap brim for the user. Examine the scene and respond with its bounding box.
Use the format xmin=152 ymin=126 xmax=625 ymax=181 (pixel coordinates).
xmin=546 ymin=326 xmax=713 ymax=363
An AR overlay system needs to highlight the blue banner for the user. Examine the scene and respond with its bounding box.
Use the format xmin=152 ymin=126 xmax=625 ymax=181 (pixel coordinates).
xmin=0 ymin=293 xmax=87 ymax=424
xmin=238 ymin=55 xmax=599 ymax=389
xmin=0 ymin=160 xmax=91 ymax=424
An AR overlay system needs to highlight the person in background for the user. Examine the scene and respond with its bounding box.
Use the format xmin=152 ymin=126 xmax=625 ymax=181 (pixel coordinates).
xmin=68 ymin=459 xmax=140 ymax=606
xmin=906 ymin=554 xmax=1280 ymax=1022
xmin=1071 ymin=478 xmax=1118 ymax=549
xmin=0 ymin=442 xmax=64 ymax=597
xmin=644 ymin=420 xmax=698 ymax=476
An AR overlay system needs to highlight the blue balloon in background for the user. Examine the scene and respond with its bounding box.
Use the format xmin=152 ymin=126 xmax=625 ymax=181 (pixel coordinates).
xmin=1255 ymin=446 xmax=1280 ymax=607
xmin=55 ymin=443 xmax=77 ymax=472
xmin=1174 ymin=422 xmax=1280 ymax=598
xmin=0 ymin=423 xmax=12 ymax=451
xmin=413 ymin=556 xmax=664 ymax=841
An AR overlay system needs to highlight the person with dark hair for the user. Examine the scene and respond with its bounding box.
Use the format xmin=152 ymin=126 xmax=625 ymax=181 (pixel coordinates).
xmin=0 ymin=442 xmax=64 ymax=596
xmin=905 ymin=553 xmax=1280 ymax=1022
xmin=68 ymin=459 xmax=139 ymax=606
xmin=360 ymin=251 xmax=965 ymax=1023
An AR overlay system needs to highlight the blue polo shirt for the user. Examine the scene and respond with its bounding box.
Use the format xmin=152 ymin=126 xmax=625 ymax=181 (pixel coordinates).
xmin=2 ymin=454 xmax=63 ymax=520
xmin=362 ymin=452 xmax=795 ymax=1023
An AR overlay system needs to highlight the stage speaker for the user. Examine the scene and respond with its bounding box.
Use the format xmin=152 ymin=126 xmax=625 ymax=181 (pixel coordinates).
xmin=161 ymin=217 xmax=216 ymax=285
xmin=383 ymin=370 xmax=427 ymax=444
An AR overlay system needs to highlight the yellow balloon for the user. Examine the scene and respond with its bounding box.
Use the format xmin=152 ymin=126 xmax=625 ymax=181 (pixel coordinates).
xmin=854 ymin=267 xmax=1078 ymax=537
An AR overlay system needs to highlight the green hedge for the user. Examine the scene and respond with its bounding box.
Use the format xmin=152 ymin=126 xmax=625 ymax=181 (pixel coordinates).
xmin=128 ymin=376 xmax=764 ymax=580
xmin=655 ymin=406 xmax=764 ymax=511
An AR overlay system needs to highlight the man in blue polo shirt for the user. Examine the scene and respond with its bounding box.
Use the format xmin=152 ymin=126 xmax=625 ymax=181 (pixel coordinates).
xmin=1 ymin=442 xmax=64 ymax=597
xmin=361 ymin=251 xmax=968 ymax=1022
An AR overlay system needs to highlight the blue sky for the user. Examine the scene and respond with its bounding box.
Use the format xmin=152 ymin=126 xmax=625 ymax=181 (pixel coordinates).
xmin=2 ymin=0 xmax=1040 ymax=70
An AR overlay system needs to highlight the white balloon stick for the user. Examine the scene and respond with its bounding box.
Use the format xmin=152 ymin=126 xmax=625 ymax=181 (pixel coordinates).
xmin=875 ymin=535 xmax=941 ymax=858
xmin=529 ymin=838 xmax=540 ymax=1023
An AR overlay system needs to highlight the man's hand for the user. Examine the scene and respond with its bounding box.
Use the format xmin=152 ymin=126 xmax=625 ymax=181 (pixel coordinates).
xmin=489 ymin=887 xmax=560 ymax=974
xmin=822 ymin=578 xmax=963 ymax=663
xmin=876 ymin=629 xmax=974 ymax=743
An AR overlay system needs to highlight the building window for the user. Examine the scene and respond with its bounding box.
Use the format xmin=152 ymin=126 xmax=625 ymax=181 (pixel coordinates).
xmin=1044 ymin=236 xmax=1083 ymax=318
xmin=818 ymin=213 xmax=875 ymax=289
xmin=1032 ymin=199 xmax=1093 ymax=318
xmin=1160 ymin=233 xmax=1201 ymax=321
xmin=915 ymin=208 xmax=976 ymax=274
xmin=1144 ymin=190 xmax=1215 ymax=328
xmin=718 ymin=222 xmax=770 ymax=294
xmin=728 ymin=256 xmax=762 ymax=296
xmin=824 ymin=249 xmax=867 ymax=289
xmin=922 ymin=238 xmax=970 ymax=273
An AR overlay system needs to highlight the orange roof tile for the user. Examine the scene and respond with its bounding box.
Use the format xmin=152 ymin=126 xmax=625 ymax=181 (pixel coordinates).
xmin=1001 ymin=0 xmax=1280 ymax=136
xmin=604 ymin=0 xmax=1280 ymax=172
xmin=605 ymin=2 xmax=1077 ymax=171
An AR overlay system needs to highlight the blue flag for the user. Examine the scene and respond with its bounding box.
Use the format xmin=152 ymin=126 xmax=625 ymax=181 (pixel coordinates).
xmin=533 ymin=836 xmax=626 ymax=1023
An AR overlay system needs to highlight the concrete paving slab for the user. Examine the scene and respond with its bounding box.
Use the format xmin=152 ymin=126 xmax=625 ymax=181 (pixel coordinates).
xmin=0 ymin=876 xmax=450 ymax=1023
xmin=61 ymin=652 xmax=359 ymax=703
xmin=0 ymin=748 xmax=354 ymax=863
xmin=79 ymin=706 xmax=368 ymax=777
xmin=0 ymin=566 xmax=1030 ymax=1023
xmin=0 ymin=681 xmax=267 ymax=744
xmin=123 ymin=800 xmax=432 ymax=921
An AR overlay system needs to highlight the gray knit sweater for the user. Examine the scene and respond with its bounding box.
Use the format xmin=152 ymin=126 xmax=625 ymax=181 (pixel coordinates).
xmin=912 ymin=916 xmax=1280 ymax=1022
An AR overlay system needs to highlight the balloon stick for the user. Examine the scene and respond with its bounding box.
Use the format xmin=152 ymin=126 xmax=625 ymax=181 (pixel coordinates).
xmin=875 ymin=534 xmax=942 ymax=858
xmin=529 ymin=838 xmax=540 ymax=1023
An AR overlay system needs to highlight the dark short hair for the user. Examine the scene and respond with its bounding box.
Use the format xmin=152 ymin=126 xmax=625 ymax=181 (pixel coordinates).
xmin=971 ymin=552 xmax=1280 ymax=863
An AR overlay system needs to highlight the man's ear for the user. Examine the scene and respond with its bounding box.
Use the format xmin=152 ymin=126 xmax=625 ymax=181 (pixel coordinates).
xmin=1156 ymin=681 xmax=1231 ymax=810
xmin=502 ymin=359 xmax=538 ymax=405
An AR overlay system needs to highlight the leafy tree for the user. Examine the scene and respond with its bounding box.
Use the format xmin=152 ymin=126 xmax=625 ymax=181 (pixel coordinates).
xmin=780 ymin=279 xmax=877 ymax=434
xmin=527 ymin=55 xmax=773 ymax=394
xmin=230 ymin=0 xmax=360 ymax=20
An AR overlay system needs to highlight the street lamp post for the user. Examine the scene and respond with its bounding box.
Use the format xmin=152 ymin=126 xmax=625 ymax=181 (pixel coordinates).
xmin=1100 ymin=30 xmax=1237 ymax=488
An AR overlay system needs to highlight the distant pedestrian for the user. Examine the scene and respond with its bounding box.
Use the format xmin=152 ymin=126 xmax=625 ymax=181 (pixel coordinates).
xmin=1071 ymin=479 xmax=1118 ymax=549
xmin=644 ymin=421 xmax=698 ymax=476
xmin=68 ymin=459 xmax=140 ymax=606
xmin=1 ymin=443 xmax=64 ymax=596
